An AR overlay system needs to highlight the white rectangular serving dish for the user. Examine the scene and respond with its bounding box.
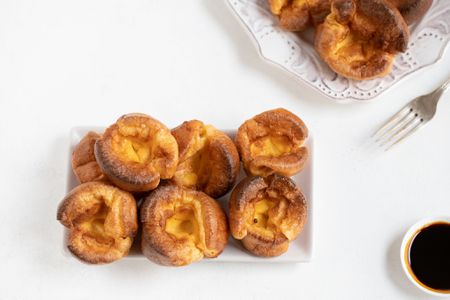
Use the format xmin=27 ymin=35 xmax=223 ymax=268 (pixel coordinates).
xmin=64 ymin=126 xmax=314 ymax=263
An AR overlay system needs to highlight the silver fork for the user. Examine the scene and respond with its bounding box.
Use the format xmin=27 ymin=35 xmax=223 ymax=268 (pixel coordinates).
xmin=373 ymin=77 xmax=450 ymax=150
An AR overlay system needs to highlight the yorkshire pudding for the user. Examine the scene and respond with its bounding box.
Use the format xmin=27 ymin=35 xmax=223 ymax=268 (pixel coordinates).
xmin=171 ymin=120 xmax=240 ymax=198
xmin=235 ymin=108 xmax=308 ymax=177
xmin=315 ymin=0 xmax=409 ymax=80
xmin=140 ymin=184 xmax=228 ymax=266
xmin=270 ymin=0 xmax=331 ymax=31
xmin=72 ymin=131 xmax=105 ymax=183
xmin=388 ymin=0 xmax=432 ymax=24
xmin=95 ymin=113 xmax=179 ymax=192
xmin=57 ymin=181 xmax=138 ymax=264
xmin=229 ymin=174 xmax=307 ymax=257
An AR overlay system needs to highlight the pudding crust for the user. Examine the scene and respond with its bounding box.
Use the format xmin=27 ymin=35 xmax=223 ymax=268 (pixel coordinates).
xmin=388 ymin=0 xmax=432 ymax=24
xmin=315 ymin=0 xmax=409 ymax=80
xmin=140 ymin=184 xmax=228 ymax=266
xmin=72 ymin=131 xmax=105 ymax=183
xmin=57 ymin=181 xmax=138 ymax=264
xmin=95 ymin=113 xmax=179 ymax=192
xmin=270 ymin=0 xmax=331 ymax=31
xmin=171 ymin=120 xmax=240 ymax=198
xmin=229 ymin=174 xmax=307 ymax=257
xmin=236 ymin=108 xmax=308 ymax=177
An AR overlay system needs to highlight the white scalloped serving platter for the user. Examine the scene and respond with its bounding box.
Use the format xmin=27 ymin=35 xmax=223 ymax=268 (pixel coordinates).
xmin=227 ymin=0 xmax=450 ymax=102
xmin=63 ymin=127 xmax=314 ymax=263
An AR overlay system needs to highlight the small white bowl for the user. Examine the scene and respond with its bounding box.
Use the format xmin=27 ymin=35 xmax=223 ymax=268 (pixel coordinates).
xmin=400 ymin=217 xmax=450 ymax=297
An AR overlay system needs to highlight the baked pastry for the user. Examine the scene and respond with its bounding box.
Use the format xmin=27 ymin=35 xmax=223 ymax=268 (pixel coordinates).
xmin=57 ymin=181 xmax=138 ymax=264
xmin=308 ymin=0 xmax=332 ymax=25
xmin=171 ymin=120 xmax=240 ymax=198
xmin=72 ymin=131 xmax=105 ymax=183
xmin=229 ymin=174 xmax=307 ymax=257
xmin=235 ymin=108 xmax=308 ymax=177
xmin=95 ymin=113 xmax=179 ymax=192
xmin=269 ymin=0 xmax=331 ymax=31
xmin=315 ymin=0 xmax=409 ymax=80
xmin=140 ymin=184 xmax=228 ymax=266
xmin=387 ymin=0 xmax=432 ymax=24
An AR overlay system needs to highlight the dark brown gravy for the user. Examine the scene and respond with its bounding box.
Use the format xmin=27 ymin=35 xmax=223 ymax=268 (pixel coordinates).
xmin=408 ymin=222 xmax=450 ymax=292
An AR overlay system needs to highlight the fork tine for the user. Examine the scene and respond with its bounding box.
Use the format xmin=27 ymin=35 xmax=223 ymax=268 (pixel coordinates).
xmin=372 ymin=106 xmax=410 ymax=138
xmin=375 ymin=109 xmax=414 ymax=143
xmin=379 ymin=114 xmax=418 ymax=147
xmin=385 ymin=121 xmax=424 ymax=151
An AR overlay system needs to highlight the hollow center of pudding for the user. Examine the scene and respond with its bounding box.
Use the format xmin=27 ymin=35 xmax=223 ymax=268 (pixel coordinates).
xmin=176 ymin=150 xmax=210 ymax=188
xmin=165 ymin=207 xmax=200 ymax=242
xmin=270 ymin=0 xmax=286 ymax=14
xmin=119 ymin=138 xmax=151 ymax=163
xmin=175 ymin=126 xmax=213 ymax=188
xmin=334 ymin=30 xmax=377 ymax=62
xmin=80 ymin=203 xmax=112 ymax=244
xmin=112 ymin=136 xmax=152 ymax=163
xmin=111 ymin=124 xmax=156 ymax=163
xmin=252 ymin=199 xmax=276 ymax=229
xmin=250 ymin=135 xmax=292 ymax=158
xmin=328 ymin=11 xmax=389 ymax=65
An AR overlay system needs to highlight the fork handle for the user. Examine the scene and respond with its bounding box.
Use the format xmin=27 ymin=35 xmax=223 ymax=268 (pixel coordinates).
xmin=429 ymin=77 xmax=450 ymax=105
xmin=440 ymin=77 xmax=450 ymax=92
xmin=422 ymin=78 xmax=450 ymax=108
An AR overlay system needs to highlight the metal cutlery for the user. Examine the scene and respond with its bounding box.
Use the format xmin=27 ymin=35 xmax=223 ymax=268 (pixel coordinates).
xmin=373 ymin=77 xmax=450 ymax=150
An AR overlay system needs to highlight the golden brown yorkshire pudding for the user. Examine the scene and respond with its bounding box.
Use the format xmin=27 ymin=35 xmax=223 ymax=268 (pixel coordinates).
xmin=229 ymin=174 xmax=307 ymax=257
xmin=171 ymin=120 xmax=240 ymax=198
xmin=315 ymin=0 xmax=409 ymax=80
xmin=235 ymin=108 xmax=308 ymax=177
xmin=140 ymin=184 xmax=228 ymax=266
xmin=270 ymin=0 xmax=331 ymax=31
xmin=387 ymin=0 xmax=432 ymax=24
xmin=57 ymin=182 xmax=138 ymax=264
xmin=72 ymin=131 xmax=105 ymax=183
xmin=95 ymin=114 xmax=179 ymax=192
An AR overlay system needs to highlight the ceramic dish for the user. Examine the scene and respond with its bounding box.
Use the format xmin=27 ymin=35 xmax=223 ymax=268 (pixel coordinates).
xmin=227 ymin=0 xmax=450 ymax=102
xmin=63 ymin=127 xmax=314 ymax=263
xmin=400 ymin=217 xmax=450 ymax=297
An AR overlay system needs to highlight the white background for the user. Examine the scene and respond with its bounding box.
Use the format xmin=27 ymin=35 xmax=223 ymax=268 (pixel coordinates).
xmin=0 ymin=1 xmax=449 ymax=299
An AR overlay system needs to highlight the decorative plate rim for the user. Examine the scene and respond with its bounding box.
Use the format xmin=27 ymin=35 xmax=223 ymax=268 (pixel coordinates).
xmin=226 ymin=0 xmax=450 ymax=103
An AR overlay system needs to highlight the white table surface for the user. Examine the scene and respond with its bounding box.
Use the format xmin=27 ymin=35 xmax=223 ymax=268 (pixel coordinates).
xmin=0 ymin=1 xmax=449 ymax=299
